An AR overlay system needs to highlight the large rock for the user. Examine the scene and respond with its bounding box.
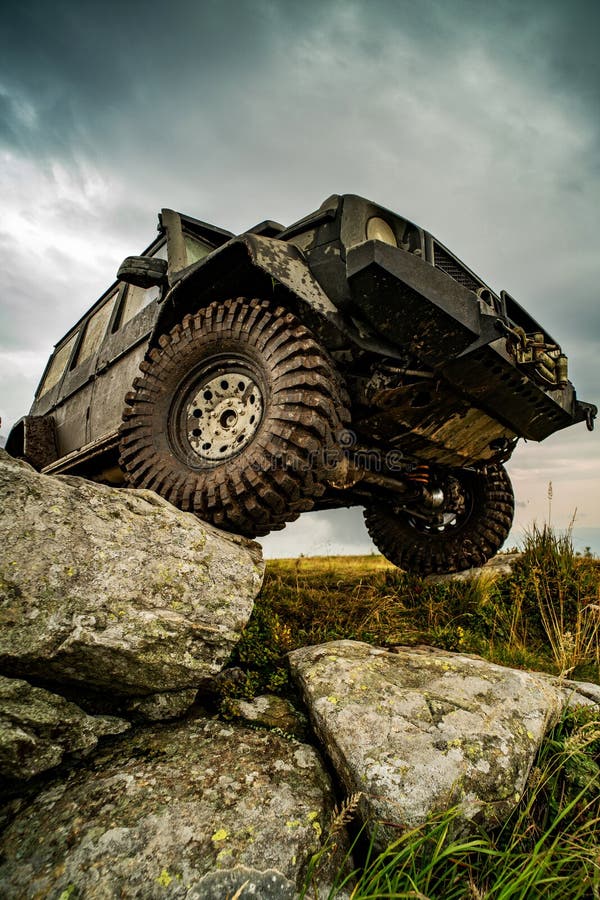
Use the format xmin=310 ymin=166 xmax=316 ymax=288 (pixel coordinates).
xmin=289 ymin=640 xmax=569 ymax=841
xmin=424 ymin=552 xmax=522 ymax=584
xmin=123 ymin=688 xmax=200 ymax=722
xmin=0 ymin=717 xmax=336 ymax=898
xmin=0 ymin=452 xmax=264 ymax=695
xmin=0 ymin=675 xmax=128 ymax=780
xmin=227 ymin=694 xmax=309 ymax=739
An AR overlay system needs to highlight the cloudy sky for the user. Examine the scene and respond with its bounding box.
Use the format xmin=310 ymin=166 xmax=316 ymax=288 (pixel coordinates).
xmin=1 ymin=0 xmax=598 ymax=556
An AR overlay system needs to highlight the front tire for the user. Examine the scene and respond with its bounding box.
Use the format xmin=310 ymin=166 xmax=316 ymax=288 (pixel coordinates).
xmin=119 ymin=298 xmax=349 ymax=536
xmin=364 ymin=465 xmax=514 ymax=575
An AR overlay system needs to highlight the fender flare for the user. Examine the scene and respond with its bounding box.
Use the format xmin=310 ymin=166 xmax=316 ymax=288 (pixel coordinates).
xmin=152 ymin=234 xmax=345 ymax=346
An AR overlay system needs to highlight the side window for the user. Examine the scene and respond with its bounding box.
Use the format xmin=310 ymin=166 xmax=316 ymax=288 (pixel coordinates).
xmin=184 ymin=234 xmax=211 ymax=266
xmin=117 ymin=241 xmax=168 ymax=328
xmin=74 ymin=291 xmax=118 ymax=367
xmin=38 ymin=332 xmax=78 ymax=397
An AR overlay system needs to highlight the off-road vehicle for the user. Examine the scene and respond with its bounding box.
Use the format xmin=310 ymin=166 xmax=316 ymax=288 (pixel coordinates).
xmin=7 ymin=195 xmax=596 ymax=574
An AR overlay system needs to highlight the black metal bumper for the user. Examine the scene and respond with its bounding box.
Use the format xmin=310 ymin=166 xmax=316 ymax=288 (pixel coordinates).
xmin=346 ymin=240 xmax=596 ymax=441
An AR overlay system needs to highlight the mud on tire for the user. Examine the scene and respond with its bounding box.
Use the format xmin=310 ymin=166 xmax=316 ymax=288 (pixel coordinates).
xmin=119 ymin=298 xmax=349 ymax=536
xmin=363 ymin=464 xmax=514 ymax=575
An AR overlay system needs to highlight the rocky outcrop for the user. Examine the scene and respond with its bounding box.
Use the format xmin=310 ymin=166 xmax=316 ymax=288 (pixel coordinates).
xmin=0 ymin=451 xmax=264 ymax=696
xmin=2 ymin=448 xmax=599 ymax=894
xmin=3 ymin=638 xmax=597 ymax=896
xmin=0 ymin=675 xmax=128 ymax=780
xmin=289 ymin=640 xmax=571 ymax=842
xmin=0 ymin=718 xmax=336 ymax=898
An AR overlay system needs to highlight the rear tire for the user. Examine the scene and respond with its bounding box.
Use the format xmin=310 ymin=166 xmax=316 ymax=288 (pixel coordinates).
xmin=119 ymin=298 xmax=349 ymax=536
xmin=364 ymin=465 xmax=514 ymax=575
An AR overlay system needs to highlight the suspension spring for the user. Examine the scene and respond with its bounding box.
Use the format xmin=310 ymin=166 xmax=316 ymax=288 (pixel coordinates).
xmin=406 ymin=464 xmax=430 ymax=485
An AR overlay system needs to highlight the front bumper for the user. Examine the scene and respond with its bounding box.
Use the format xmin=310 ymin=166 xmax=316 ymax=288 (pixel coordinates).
xmin=346 ymin=240 xmax=596 ymax=441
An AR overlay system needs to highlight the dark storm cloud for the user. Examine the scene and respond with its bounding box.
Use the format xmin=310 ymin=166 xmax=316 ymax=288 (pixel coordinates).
xmin=3 ymin=0 xmax=598 ymax=331
xmin=2 ymin=0 xmax=598 ymax=352
xmin=0 ymin=91 xmax=25 ymax=146
xmin=0 ymin=0 xmax=324 ymax=160
xmin=539 ymin=3 xmax=600 ymax=117
xmin=3 ymin=0 xmax=599 ymax=164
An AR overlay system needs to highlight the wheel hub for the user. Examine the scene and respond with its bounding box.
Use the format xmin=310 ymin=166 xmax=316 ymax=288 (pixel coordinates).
xmin=185 ymin=371 xmax=263 ymax=462
xmin=394 ymin=475 xmax=469 ymax=533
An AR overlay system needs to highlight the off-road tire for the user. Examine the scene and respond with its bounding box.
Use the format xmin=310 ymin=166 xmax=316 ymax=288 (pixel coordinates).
xmin=363 ymin=464 xmax=514 ymax=575
xmin=119 ymin=298 xmax=349 ymax=536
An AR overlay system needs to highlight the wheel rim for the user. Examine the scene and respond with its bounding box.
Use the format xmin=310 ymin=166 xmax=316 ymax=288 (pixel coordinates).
xmin=171 ymin=360 xmax=264 ymax=466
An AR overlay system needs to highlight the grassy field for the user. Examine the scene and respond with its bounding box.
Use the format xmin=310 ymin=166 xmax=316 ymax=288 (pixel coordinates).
xmin=219 ymin=525 xmax=600 ymax=898
xmin=229 ymin=527 xmax=600 ymax=702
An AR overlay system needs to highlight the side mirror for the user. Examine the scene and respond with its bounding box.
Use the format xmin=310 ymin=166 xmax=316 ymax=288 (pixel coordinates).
xmin=117 ymin=256 xmax=168 ymax=289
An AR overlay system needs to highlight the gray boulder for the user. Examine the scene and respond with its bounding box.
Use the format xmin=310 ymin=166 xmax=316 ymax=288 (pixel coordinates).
xmin=547 ymin=676 xmax=600 ymax=708
xmin=424 ymin=552 xmax=522 ymax=584
xmin=0 ymin=451 xmax=264 ymax=695
xmin=227 ymin=694 xmax=309 ymax=739
xmin=289 ymin=640 xmax=569 ymax=841
xmin=123 ymin=688 xmax=199 ymax=722
xmin=0 ymin=675 xmax=128 ymax=780
xmin=0 ymin=717 xmax=336 ymax=898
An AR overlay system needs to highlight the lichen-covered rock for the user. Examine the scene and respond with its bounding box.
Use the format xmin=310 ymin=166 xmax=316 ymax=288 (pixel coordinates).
xmin=123 ymin=689 xmax=199 ymax=722
xmin=548 ymin=676 xmax=600 ymax=708
xmin=185 ymin=867 xmax=297 ymax=898
xmin=289 ymin=640 xmax=567 ymax=841
xmin=228 ymin=694 xmax=309 ymax=739
xmin=0 ymin=451 xmax=264 ymax=695
xmin=0 ymin=717 xmax=335 ymax=898
xmin=424 ymin=552 xmax=521 ymax=584
xmin=0 ymin=675 xmax=128 ymax=780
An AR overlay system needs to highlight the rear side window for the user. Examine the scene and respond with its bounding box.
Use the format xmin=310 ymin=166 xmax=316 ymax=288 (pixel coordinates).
xmin=38 ymin=332 xmax=78 ymax=397
xmin=74 ymin=291 xmax=118 ymax=366
xmin=184 ymin=234 xmax=211 ymax=266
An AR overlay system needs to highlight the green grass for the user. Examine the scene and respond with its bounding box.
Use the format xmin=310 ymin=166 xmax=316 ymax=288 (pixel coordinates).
xmin=217 ymin=525 xmax=600 ymax=898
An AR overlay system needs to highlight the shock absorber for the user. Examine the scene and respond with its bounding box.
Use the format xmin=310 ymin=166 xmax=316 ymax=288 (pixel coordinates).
xmin=407 ymin=464 xmax=445 ymax=509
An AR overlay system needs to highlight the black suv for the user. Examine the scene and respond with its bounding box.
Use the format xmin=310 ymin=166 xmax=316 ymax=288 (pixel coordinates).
xmin=7 ymin=195 xmax=596 ymax=573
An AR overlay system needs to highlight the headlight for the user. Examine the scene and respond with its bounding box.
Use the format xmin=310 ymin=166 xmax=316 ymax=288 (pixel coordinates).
xmin=366 ymin=216 xmax=397 ymax=247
